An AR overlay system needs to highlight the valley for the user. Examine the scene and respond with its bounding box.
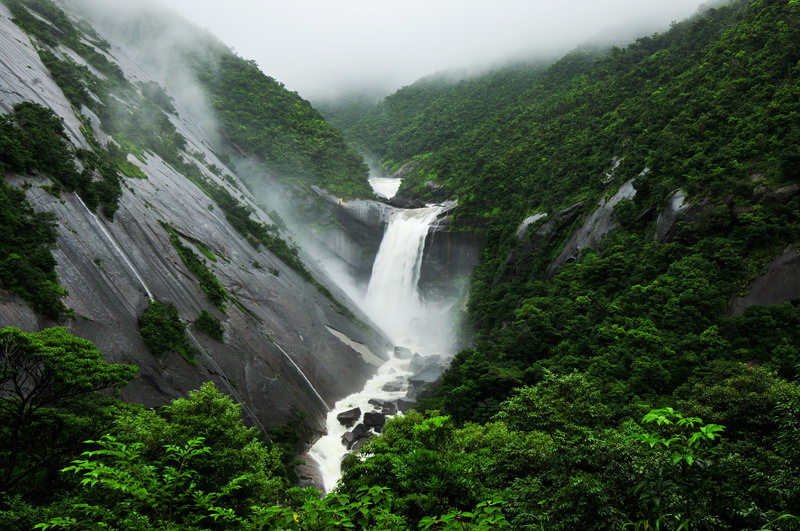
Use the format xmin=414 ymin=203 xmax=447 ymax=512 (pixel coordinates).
xmin=1 ymin=0 xmax=799 ymax=528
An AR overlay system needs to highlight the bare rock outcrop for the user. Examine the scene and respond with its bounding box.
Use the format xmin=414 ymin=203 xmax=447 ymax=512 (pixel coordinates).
xmin=727 ymin=246 xmax=800 ymax=316
xmin=0 ymin=8 xmax=393 ymax=443
xmin=548 ymin=179 xmax=637 ymax=274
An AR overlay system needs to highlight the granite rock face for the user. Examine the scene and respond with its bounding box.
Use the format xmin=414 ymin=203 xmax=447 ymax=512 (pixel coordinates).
xmin=548 ymin=179 xmax=637 ymax=274
xmin=655 ymin=190 xmax=692 ymax=243
xmin=0 ymin=3 xmax=392 ymax=441
xmin=728 ymin=246 xmax=800 ymax=316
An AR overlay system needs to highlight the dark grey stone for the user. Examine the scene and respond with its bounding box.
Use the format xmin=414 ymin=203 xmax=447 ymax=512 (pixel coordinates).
xmin=397 ymin=398 xmax=416 ymax=413
xmin=336 ymin=407 xmax=361 ymax=426
xmin=364 ymin=411 xmax=386 ymax=430
xmin=382 ymin=382 xmax=403 ymax=392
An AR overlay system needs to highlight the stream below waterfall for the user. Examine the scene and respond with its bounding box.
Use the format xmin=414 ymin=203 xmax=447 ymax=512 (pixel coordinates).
xmin=308 ymin=199 xmax=458 ymax=492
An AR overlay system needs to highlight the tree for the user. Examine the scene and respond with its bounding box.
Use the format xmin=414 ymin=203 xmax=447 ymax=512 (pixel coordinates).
xmin=36 ymin=436 xmax=245 ymax=530
xmin=112 ymin=382 xmax=287 ymax=516
xmin=138 ymin=301 xmax=197 ymax=364
xmin=0 ymin=327 xmax=137 ymax=500
xmin=629 ymin=407 xmax=725 ymax=529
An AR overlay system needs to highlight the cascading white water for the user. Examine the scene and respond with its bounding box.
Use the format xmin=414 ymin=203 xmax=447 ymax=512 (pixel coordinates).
xmin=363 ymin=206 xmax=446 ymax=351
xmin=307 ymin=353 xmax=414 ymax=492
xmin=308 ymin=204 xmax=453 ymax=492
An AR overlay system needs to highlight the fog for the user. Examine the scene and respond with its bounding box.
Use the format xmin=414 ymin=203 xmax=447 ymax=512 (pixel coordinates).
xmin=155 ymin=0 xmax=711 ymax=101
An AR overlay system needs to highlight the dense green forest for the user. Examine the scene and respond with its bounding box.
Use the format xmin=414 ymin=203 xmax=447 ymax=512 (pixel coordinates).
xmin=2 ymin=0 xmax=800 ymax=528
xmin=92 ymin=4 xmax=373 ymax=200
xmin=329 ymin=0 xmax=800 ymax=528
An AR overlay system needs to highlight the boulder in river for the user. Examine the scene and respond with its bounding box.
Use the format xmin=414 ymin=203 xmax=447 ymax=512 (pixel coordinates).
xmin=397 ymin=397 xmax=416 ymax=413
xmin=364 ymin=411 xmax=386 ymax=432
xmin=351 ymin=436 xmax=373 ymax=452
xmin=342 ymin=423 xmax=369 ymax=449
xmin=394 ymin=346 xmax=413 ymax=360
xmin=382 ymin=382 xmax=403 ymax=393
xmin=336 ymin=407 xmax=361 ymax=427
xmin=409 ymin=353 xmax=441 ymax=373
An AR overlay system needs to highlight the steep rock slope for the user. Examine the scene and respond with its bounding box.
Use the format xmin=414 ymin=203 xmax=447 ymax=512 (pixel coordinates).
xmin=0 ymin=0 xmax=391 ymax=438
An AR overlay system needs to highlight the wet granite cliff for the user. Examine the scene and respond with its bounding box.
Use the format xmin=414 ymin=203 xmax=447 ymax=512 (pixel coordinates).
xmin=0 ymin=1 xmax=393 ymax=441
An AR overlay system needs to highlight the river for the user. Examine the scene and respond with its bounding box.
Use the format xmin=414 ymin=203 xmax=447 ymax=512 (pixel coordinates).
xmin=307 ymin=185 xmax=457 ymax=492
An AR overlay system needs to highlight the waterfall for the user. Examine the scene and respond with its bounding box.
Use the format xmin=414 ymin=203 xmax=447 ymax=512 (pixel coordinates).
xmin=363 ymin=206 xmax=446 ymax=352
xmin=308 ymin=204 xmax=453 ymax=492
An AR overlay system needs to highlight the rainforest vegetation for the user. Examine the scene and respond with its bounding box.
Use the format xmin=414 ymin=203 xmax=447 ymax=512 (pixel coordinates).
xmin=1 ymin=0 xmax=800 ymax=528
xmin=329 ymin=0 xmax=800 ymax=527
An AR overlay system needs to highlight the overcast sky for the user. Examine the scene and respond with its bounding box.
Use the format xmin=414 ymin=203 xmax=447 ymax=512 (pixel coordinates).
xmin=155 ymin=0 xmax=709 ymax=101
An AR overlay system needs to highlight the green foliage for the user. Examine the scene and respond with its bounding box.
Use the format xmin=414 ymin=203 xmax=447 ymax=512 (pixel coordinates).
xmin=5 ymin=0 xmax=800 ymax=527
xmin=4 ymin=0 xmax=76 ymax=47
xmin=36 ymin=50 xmax=91 ymax=108
xmin=0 ymin=102 xmax=122 ymax=221
xmin=418 ymin=501 xmax=510 ymax=530
xmin=138 ymin=300 xmax=198 ymax=364
xmin=26 ymin=381 xmax=509 ymax=530
xmin=111 ymin=382 xmax=288 ymax=518
xmin=37 ymin=435 xmax=240 ymax=530
xmin=628 ymin=408 xmax=726 ymax=528
xmin=6 ymin=0 xmax=123 ymax=82
xmin=346 ymin=63 xmax=548 ymax=173
xmin=235 ymin=485 xmax=410 ymax=530
xmin=196 ymin=309 xmax=224 ymax=342
xmin=99 ymin=96 xmax=187 ymax=163
xmin=7 ymin=0 xmax=359 ymax=319
xmin=267 ymin=410 xmax=307 ymax=485
xmin=338 ymin=368 xmax=800 ymax=529
xmin=0 ymin=327 xmax=136 ymax=501
xmin=340 ymin=376 xmax=635 ymax=529
xmin=137 ymin=81 xmax=177 ymax=114
xmin=344 ymin=0 xmax=800 ymax=429
xmin=162 ymin=223 xmax=228 ymax=311
xmin=632 ymin=407 xmax=724 ymax=467
xmin=0 ymin=177 xmax=65 ymax=319
xmin=191 ymin=54 xmax=373 ymax=199
xmin=37 ymin=385 xmax=290 ymax=529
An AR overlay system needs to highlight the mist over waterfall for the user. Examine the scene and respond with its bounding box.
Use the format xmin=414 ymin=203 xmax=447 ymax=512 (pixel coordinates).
xmin=363 ymin=206 xmax=451 ymax=353
xmin=308 ymin=202 xmax=461 ymax=492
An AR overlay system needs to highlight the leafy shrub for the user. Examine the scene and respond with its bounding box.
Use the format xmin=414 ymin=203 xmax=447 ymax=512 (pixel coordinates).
xmin=138 ymin=300 xmax=198 ymax=364
xmin=195 ymin=309 xmax=224 ymax=342
xmin=37 ymin=50 xmax=90 ymax=107
xmin=161 ymin=223 xmax=228 ymax=311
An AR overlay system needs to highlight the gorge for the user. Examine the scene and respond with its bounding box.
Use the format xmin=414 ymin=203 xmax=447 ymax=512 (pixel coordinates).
xmin=2 ymin=0 xmax=800 ymax=528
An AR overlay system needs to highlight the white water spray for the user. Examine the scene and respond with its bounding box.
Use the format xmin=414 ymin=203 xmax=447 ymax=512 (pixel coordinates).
xmin=363 ymin=206 xmax=449 ymax=353
xmin=368 ymin=176 xmax=401 ymax=199
xmin=309 ymin=204 xmax=456 ymax=492
xmin=307 ymin=352 xmax=413 ymax=492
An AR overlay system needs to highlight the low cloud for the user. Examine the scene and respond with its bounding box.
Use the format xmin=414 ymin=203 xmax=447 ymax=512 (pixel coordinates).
xmin=154 ymin=0 xmax=709 ymax=100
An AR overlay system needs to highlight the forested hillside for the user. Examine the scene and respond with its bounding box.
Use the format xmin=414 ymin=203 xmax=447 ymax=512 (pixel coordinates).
xmin=3 ymin=0 xmax=800 ymax=528
xmin=0 ymin=0 xmax=372 ymax=319
xmin=1 ymin=0 xmax=391 ymax=526
xmin=62 ymin=0 xmax=374 ymax=200
xmin=332 ymin=0 xmax=800 ymax=528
